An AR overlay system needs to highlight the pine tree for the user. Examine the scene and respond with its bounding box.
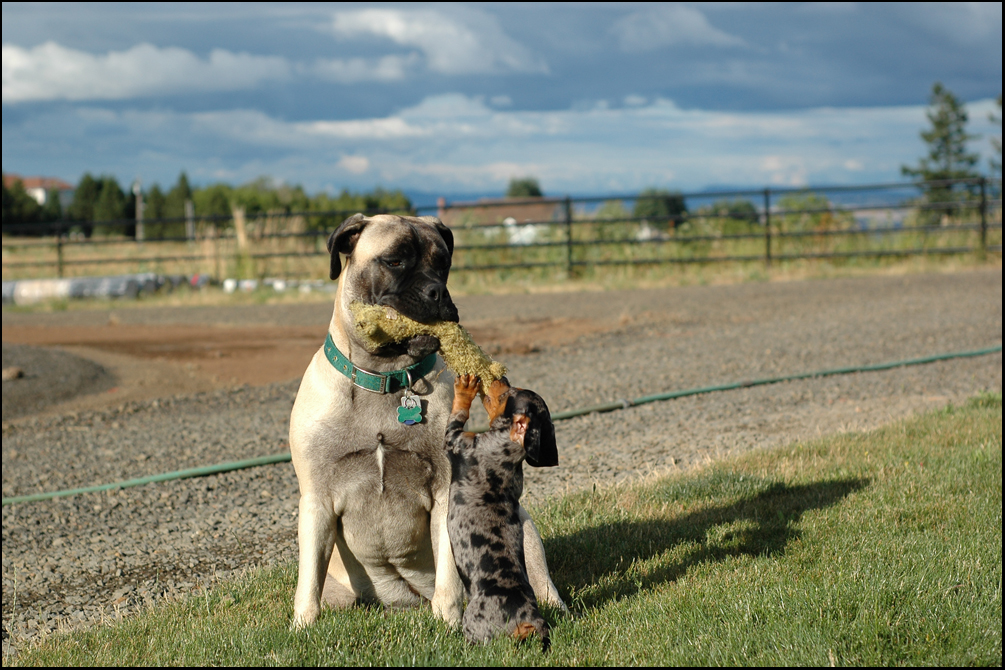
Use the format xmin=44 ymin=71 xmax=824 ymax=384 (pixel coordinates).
xmin=1 ymin=178 xmax=43 ymax=228
xmin=506 ymin=177 xmax=542 ymax=198
xmin=93 ymin=177 xmax=127 ymax=223
xmin=68 ymin=173 xmax=101 ymax=237
xmin=990 ymin=94 xmax=1002 ymax=181
xmin=633 ymin=187 xmax=687 ymax=232
xmin=165 ymin=172 xmax=193 ymax=219
xmin=901 ymin=82 xmax=980 ymax=220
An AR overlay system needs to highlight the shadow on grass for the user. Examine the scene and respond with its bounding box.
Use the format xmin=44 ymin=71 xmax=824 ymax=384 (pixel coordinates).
xmin=546 ymin=476 xmax=868 ymax=608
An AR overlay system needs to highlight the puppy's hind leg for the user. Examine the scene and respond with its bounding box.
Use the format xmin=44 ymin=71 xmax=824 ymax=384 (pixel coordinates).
xmin=513 ymin=620 xmax=551 ymax=652
xmin=518 ymin=506 xmax=568 ymax=614
xmin=293 ymin=492 xmax=338 ymax=628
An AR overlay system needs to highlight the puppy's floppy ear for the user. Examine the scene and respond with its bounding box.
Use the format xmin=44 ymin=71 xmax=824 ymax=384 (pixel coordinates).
xmin=515 ymin=390 xmax=558 ymax=468
xmin=327 ymin=213 xmax=368 ymax=280
xmin=525 ymin=413 xmax=558 ymax=468
xmin=419 ymin=216 xmax=454 ymax=257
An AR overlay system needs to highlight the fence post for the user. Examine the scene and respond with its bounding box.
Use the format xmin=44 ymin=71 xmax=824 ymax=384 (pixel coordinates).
xmin=763 ymin=188 xmax=772 ymax=268
xmin=185 ymin=199 xmax=195 ymax=242
xmin=56 ymin=221 xmax=64 ymax=278
xmin=213 ymin=223 xmax=221 ymax=281
xmin=979 ymin=177 xmax=987 ymax=261
xmin=233 ymin=207 xmax=248 ymax=252
xmin=564 ymin=195 xmax=573 ymax=276
xmin=133 ymin=180 xmax=145 ymax=243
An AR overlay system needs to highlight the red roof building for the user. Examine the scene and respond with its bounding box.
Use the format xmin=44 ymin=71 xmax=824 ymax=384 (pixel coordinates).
xmin=3 ymin=173 xmax=75 ymax=206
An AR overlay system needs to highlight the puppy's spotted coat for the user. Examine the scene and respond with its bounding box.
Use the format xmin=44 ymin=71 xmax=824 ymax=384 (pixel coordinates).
xmin=444 ymin=375 xmax=558 ymax=649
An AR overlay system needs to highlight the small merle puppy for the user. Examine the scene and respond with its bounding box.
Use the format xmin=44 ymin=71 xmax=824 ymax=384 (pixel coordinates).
xmin=444 ymin=374 xmax=558 ymax=650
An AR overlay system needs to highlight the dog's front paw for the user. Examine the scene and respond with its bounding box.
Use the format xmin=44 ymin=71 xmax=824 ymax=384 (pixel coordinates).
xmin=291 ymin=605 xmax=320 ymax=631
xmin=430 ymin=592 xmax=463 ymax=627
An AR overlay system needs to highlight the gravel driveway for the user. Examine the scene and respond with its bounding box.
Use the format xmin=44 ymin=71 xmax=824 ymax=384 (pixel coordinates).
xmin=2 ymin=269 xmax=1001 ymax=654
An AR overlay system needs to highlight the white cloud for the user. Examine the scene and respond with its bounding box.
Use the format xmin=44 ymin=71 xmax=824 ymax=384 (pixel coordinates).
xmin=7 ymin=94 xmax=1000 ymax=195
xmin=299 ymin=116 xmax=427 ymax=140
xmin=330 ymin=7 xmax=547 ymax=75
xmin=380 ymin=160 xmax=547 ymax=189
xmin=401 ymin=93 xmax=494 ymax=119
xmin=2 ymin=41 xmax=290 ymax=102
xmin=337 ymin=155 xmax=370 ymax=174
xmin=760 ymin=155 xmax=809 ymax=187
xmin=309 ymin=53 xmax=417 ymax=83
xmin=612 ymin=5 xmax=745 ymax=52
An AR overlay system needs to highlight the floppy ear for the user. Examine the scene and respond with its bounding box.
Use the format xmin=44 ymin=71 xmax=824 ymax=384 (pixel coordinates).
xmin=327 ymin=213 xmax=368 ymax=280
xmin=435 ymin=220 xmax=454 ymax=257
xmin=419 ymin=216 xmax=454 ymax=257
xmin=524 ymin=411 xmax=558 ymax=468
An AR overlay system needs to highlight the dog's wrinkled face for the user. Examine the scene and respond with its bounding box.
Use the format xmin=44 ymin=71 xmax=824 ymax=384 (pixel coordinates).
xmin=329 ymin=214 xmax=458 ymax=357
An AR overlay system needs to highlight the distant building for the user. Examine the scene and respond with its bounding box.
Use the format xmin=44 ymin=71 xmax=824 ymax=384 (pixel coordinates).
xmin=437 ymin=196 xmax=565 ymax=245
xmin=437 ymin=196 xmax=565 ymax=228
xmin=3 ymin=174 xmax=75 ymax=208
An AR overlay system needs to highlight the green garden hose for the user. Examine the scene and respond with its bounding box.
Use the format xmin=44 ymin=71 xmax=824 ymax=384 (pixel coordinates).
xmin=3 ymin=344 xmax=1000 ymax=506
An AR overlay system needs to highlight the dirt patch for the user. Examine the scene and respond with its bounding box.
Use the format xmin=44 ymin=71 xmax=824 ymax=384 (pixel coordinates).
xmin=465 ymin=316 xmax=613 ymax=355
xmin=1 ymin=344 xmax=116 ymax=421
xmin=0 ymin=316 xmax=614 ymax=419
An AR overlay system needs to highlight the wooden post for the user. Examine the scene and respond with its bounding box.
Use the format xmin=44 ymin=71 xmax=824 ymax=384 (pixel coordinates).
xmin=979 ymin=177 xmax=988 ymax=260
xmin=233 ymin=206 xmax=248 ymax=252
xmin=56 ymin=222 xmax=64 ymax=278
xmin=565 ymin=196 xmax=573 ymax=276
xmin=214 ymin=224 xmax=221 ymax=281
xmin=185 ymin=199 xmax=195 ymax=242
xmin=133 ymin=180 xmax=145 ymax=242
xmin=764 ymin=188 xmax=772 ymax=267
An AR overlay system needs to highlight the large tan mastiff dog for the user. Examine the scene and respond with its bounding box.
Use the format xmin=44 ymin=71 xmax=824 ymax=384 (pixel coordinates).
xmin=290 ymin=213 xmax=565 ymax=628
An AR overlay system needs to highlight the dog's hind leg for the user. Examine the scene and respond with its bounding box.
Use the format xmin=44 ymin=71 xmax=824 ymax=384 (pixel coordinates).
xmin=321 ymin=541 xmax=359 ymax=608
xmin=321 ymin=574 xmax=357 ymax=608
xmin=519 ymin=506 xmax=568 ymax=613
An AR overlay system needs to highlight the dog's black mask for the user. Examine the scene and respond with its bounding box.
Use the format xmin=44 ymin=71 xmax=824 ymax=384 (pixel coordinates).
xmin=327 ymin=214 xmax=459 ymax=326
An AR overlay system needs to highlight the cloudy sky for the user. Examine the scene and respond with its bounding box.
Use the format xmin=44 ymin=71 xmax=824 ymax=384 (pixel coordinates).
xmin=2 ymin=2 xmax=1001 ymax=200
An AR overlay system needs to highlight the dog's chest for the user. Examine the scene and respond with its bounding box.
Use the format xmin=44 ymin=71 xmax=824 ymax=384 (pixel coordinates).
xmin=314 ymin=392 xmax=448 ymax=492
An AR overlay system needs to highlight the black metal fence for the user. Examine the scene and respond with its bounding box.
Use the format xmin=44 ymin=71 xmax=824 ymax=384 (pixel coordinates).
xmin=2 ymin=178 xmax=1001 ymax=281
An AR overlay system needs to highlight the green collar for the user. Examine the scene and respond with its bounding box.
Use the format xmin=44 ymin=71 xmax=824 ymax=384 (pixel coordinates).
xmin=324 ymin=333 xmax=437 ymax=394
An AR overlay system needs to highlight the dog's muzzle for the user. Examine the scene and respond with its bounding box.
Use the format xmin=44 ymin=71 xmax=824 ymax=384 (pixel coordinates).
xmin=380 ymin=280 xmax=458 ymax=324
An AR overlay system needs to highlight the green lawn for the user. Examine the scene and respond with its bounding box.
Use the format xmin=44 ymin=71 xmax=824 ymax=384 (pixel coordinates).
xmin=11 ymin=393 xmax=1002 ymax=666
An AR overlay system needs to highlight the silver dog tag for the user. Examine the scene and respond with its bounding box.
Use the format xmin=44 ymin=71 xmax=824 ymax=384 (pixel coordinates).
xmin=396 ymin=370 xmax=423 ymax=425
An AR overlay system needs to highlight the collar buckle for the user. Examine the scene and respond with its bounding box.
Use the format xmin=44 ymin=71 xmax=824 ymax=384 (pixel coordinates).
xmin=351 ymin=364 xmax=388 ymax=394
xmin=324 ymin=332 xmax=436 ymax=396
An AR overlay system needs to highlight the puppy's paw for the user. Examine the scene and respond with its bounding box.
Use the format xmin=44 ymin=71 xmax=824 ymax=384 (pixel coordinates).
xmin=453 ymin=373 xmax=481 ymax=406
